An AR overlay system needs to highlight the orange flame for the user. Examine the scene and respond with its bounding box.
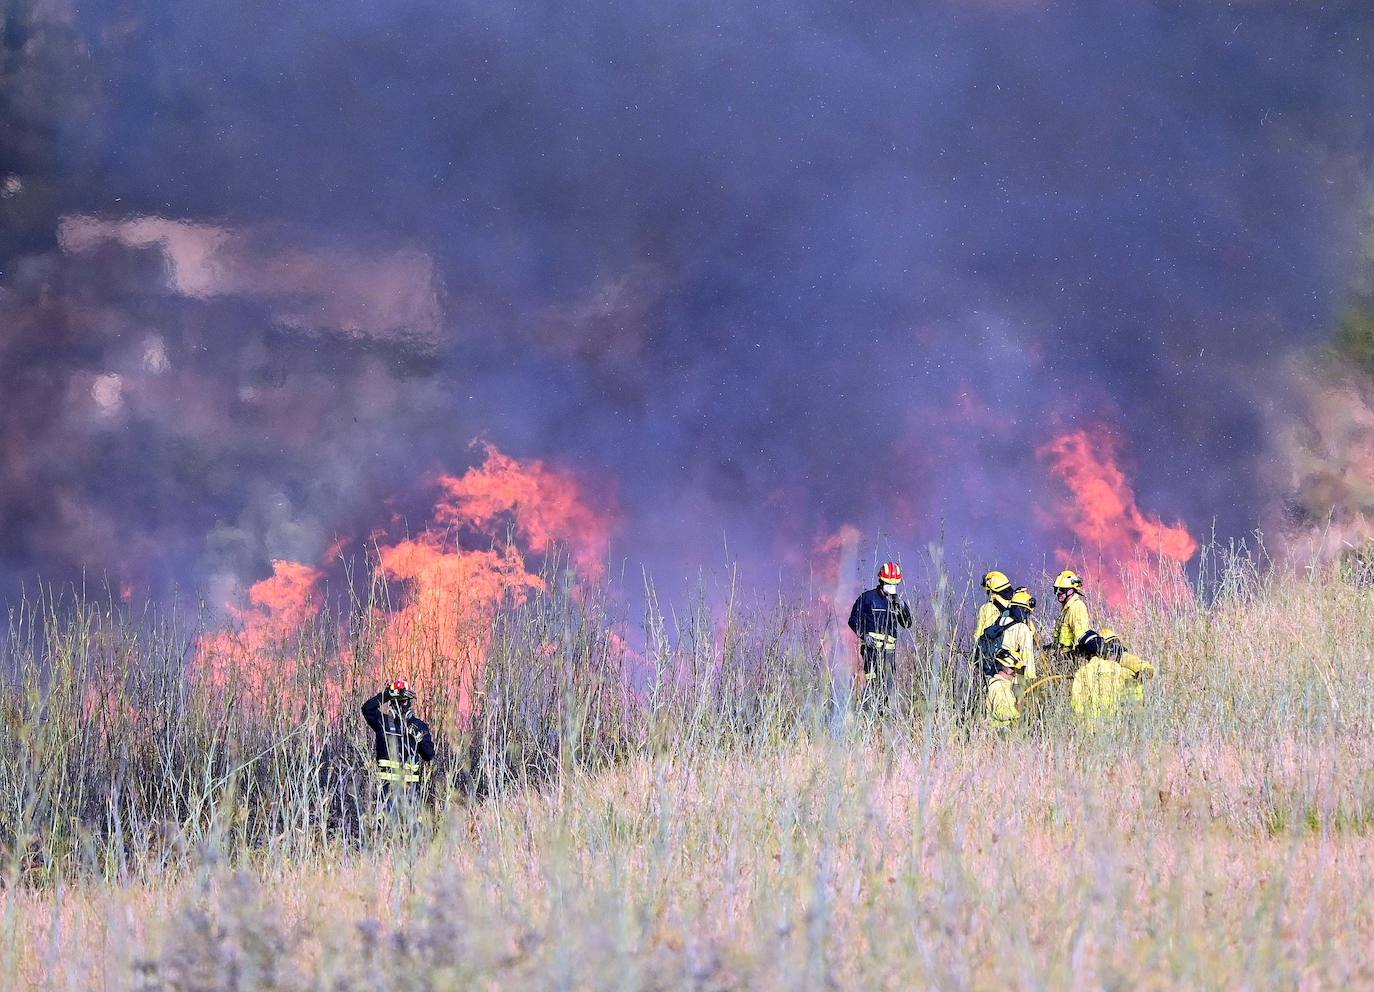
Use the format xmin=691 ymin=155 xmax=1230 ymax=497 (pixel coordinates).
xmin=1037 ymin=428 xmax=1198 ymax=604
xmin=193 ymin=446 xmax=611 ymax=719
xmin=432 ymin=442 xmax=610 ymax=578
xmin=194 ymin=560 xmax=327 ymax=707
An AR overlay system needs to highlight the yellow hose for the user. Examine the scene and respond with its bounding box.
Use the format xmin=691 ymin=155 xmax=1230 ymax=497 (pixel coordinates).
xmin=1021 ymin=673 xmax=1070 ymax=699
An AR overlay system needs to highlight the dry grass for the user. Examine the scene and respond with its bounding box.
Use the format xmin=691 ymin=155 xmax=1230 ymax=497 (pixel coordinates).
xmin=4 ymin=552 xmax=1374 ymax=989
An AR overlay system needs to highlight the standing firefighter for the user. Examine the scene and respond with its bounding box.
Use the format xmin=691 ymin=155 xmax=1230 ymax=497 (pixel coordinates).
xmin=848 ymin=561 xmax=913 ymax=709
xmin=1052 ymin=570 xmax=1092 ymax=657
xmin=974 ymin=569 xmax=1015 ymax=640
xmin=962 ymin=587 xmax=1038 ymax=718
xmin=361 ymin=680 xmax=436 ymax=804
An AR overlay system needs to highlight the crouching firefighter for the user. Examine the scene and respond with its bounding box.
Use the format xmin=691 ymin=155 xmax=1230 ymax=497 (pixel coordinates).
xmin=985 ymin=648 xmax=1024 ymax=731
xmin=848 ymin=561 xmax=913 ymax=711
xmin=361 ymin=680 xmax=436 ymax=809
xmin=1070 ymin=630 xmax=1147 ymax=727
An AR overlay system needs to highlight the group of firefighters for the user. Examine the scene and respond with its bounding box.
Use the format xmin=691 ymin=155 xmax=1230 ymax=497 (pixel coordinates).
xmin=848 ymin=562 xmax=1157 ymax=729
xmin=361 ymin=564 xmax=1157 ymax=797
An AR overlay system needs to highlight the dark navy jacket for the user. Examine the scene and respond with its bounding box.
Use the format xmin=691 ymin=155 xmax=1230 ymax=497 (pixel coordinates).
xmin=361 ymin=693 xmax=436 ymax=766
xmin=847 ymin=587 xmax=913 ymax=648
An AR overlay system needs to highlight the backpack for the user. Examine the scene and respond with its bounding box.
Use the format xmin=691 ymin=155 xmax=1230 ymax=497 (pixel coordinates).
xmin=973 ymin=614 xmax=1016 ymax=678
xmin=953 ymin=614 xmax=1014 ymax=719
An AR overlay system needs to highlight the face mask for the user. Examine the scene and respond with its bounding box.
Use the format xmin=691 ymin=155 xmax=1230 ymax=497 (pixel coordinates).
xmin=881 ymin=583 xmax=899 ymax=596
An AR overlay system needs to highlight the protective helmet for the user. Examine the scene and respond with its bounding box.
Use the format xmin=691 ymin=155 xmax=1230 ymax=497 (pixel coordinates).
xmin=1053 ymin=569 xmax=1084 ymax=591
xmin=383 ymin=679 xmax=416 ymax=705
xmin=994 ymin=647 xmax=1025 ymax=671
xmin=1013 ymin=586 xmax=1037 ymax=610
xmin=1075 ymin=629 xmax=1105 ymax=656
xmin=1100 ymin=628 xmax=1119 ymax=644
xmin=1009 ymin=588 xmax=1035 ymax=609
xmin=878 ymin=562 xmax=903 ymax=585
xmin=981 ymin=569 xmax=1013 ymax=594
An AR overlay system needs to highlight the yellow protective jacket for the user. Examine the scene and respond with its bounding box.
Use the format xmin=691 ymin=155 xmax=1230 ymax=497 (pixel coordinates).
xmin=985 ymin=674 xmax=1020 ymax=729
xmin=1118 ymin=650 xmax=1157 ymax=678
xmin=1071 ymin=656 xmax=1144 ymax=724
xmin=1001 ymin=620 xmax=1037 ymax=681
xmin=1054 ymin=594 xmax=1092 ymax=648
xmin=974 ymin=601 xmax=1001 ymax=641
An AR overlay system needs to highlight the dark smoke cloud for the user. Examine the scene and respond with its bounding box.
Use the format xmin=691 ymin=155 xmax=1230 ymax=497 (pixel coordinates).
xmin=2 ymin=0 xmax=1373 ymax=601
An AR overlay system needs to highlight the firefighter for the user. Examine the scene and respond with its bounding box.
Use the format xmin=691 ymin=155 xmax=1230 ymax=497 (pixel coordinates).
xmin=998 ymin=587 xmax=1038 ymax=681
xmin=847 ymin=561 xmax=913 ymax=709
xmin=361 ymin=680 xmax=436 ymax=804
xmin=1070 ymin=630 xmax=1145 ymax=726
xmin=973 ymin=569 xmax=1015 ymax=640
xmin=985 ymin=648 xmax=1023 ymax=730
xmin=1052 ymin=570 xmax=1092 ymax=657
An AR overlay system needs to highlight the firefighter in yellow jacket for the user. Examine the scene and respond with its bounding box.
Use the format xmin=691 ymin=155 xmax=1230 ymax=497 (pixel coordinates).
xmin=998 ymin=587 xmax=1038 ymax=680
xmin=985 ymin=648 xmax=1023 ymax=730
xmin=1052 ymin=570 xmax=1092 ymax=652
xmin=1012 ymin=585 xmax=1042 ymax=648
xmin=1070 ymin=630 xmax=1145 ymax=725
xmin=974 ymin=569 xmax=1015 ymax=640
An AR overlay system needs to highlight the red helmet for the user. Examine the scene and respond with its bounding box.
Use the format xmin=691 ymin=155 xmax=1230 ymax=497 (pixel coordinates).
xmin=383 ymin=679 xmax=415 ymax=703
xmin=878 ymin=562 xmax=903 ymax=584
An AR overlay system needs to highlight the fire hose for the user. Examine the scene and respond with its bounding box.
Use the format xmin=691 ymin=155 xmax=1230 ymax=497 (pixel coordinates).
xmin=1020 ymin=673 xmax=1070 ymax=700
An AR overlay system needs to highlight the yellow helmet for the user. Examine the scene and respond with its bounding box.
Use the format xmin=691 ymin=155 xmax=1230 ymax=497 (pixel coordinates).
xmin=981 ymin=569 xmax=1012 ymax=594
xmin=1009 ymin=588 xmax=1035 ymax=609
xmin=1053 ymin=569 xmax=1084 ymax=591
xmin=994 ymin=647 xmax=1025 ymax=670
xmin=1100 ymin=628 xmax=1119 ymax=643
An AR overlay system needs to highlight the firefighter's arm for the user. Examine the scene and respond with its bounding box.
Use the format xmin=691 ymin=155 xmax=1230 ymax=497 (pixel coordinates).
xmin=1010 ymin=625 xmax=1037 ymax=681
xmin=1121 ymin=652 xmax=1157 ymax=679
xmin=408 ymin=717 xmax=436 ymax=762
xmin=896 ymin=600 xmax=913 ymax=628
xmin=361 ymin=693 xmax=385 ymax=733
xmin=847 ymin=597 xmax=863 ymax=636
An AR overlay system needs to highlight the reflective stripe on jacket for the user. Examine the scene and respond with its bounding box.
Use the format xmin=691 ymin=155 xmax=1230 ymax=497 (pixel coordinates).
xmin=848 ymin=587 xmax=912 ymax=651
xmin=377 ymin=758 xmax=422 ymax=784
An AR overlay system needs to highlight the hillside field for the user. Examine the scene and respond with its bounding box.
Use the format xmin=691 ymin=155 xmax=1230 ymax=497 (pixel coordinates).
xmin=4 ymin=557 xmax=1374 ymax=990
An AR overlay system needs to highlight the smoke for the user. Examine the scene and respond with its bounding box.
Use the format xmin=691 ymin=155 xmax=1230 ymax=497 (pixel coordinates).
xmin=2 ymin=0 xmax=1373 ymax=605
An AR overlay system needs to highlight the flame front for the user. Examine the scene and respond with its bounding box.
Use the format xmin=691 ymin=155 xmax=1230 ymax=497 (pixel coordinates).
xmin=1037 ymin=428 xmax=1198 ymax=604
xmin=193 ymin=445 xmax=612 ymax=718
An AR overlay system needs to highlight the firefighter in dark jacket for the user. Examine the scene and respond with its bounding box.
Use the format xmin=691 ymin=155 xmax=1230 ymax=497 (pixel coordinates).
xmin=361 ymin=680 xmax=435 ymax=802
xmin=847 ymin=561 xmax=913 ymax=709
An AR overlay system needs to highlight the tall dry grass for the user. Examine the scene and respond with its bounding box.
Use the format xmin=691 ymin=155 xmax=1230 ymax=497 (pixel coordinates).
xmin=4 ymin=549 xmax=1374 ymax=989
